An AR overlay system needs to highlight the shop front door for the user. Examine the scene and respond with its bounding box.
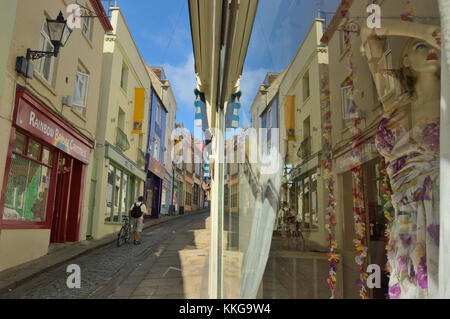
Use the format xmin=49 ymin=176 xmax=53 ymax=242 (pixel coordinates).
xmin=50 ymin=153 xmax=73 ymax=243
xmin=50 ymin=153 xmax=85 ymax=243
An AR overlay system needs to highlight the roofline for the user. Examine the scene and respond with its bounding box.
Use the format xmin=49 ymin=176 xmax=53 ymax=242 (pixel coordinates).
xmin=320 ymin=0 xmax=355 ymax=44
xmin=89 ymin=0 xmax=113 ymax=32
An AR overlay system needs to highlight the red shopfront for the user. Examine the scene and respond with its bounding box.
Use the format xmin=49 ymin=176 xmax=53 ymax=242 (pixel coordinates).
xmin=0 ymin=88 xmax=93 ymax=243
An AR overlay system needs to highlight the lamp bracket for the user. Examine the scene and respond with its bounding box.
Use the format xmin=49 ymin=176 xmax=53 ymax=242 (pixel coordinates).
xmin=26 ymin=49 xmax=55 ymax=61
xmin=76 ymin=1 xmax=109 ymax=19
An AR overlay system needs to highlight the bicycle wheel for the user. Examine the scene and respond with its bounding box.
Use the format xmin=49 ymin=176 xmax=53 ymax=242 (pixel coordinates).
xmin=117 ymin=227 xmax=126 ymax=247
xmin=124 ymin=224 xmax=131 ymax=243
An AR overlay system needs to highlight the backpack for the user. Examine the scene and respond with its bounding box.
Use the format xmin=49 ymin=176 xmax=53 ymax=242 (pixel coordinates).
xmin=130 ymin=202 xmax=144 ymax=218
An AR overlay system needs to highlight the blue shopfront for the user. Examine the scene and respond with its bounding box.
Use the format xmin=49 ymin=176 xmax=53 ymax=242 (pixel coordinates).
xmin=144 ymin=87 xmax=167 ymax=218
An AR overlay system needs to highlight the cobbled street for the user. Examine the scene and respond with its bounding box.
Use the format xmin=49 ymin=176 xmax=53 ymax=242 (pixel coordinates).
xmin=0 ymin=212 xmax=208 ymax=299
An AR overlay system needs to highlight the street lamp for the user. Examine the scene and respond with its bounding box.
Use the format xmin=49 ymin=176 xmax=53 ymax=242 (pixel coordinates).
xmin=16 ymin=11 xmax=72 ymax=78
xmin=27 ymin=11 xmax=72 ymax=60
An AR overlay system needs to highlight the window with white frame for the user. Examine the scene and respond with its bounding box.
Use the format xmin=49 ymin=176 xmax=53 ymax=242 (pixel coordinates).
xmin=153 ymin=136 xmax=160 ymax=160
xmin=303 ymin=70 xmax=310 ymax=101
xmin=156 ymin=103 xmax=161 ymax=126
xmin=120 ymin=62 xmax=128 ymax=92
xmin=73 ymin=67 xmax=89 ymax=115
xmin=341 ymin=85 xmax=353 ymax=121
xmin=82 ymin=13 xmax=92 ymax=40
xmin=376 ymin=38 xmax=395 ymax=100
xmin=35 ymin=21 xmax=55 ymax=83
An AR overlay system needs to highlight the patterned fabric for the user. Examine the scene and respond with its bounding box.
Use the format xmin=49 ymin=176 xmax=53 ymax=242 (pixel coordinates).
xmin=194 ymin=98 xmax=202 ymax=127
xmin=375 ymin=94 xmax=440 ymax=299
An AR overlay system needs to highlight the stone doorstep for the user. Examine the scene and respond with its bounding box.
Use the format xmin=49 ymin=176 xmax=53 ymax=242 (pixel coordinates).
xmin=0 ymin=209 xmax=209 ymax=295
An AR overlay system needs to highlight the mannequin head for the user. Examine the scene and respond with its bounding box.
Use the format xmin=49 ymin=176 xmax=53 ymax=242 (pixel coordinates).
xmin=398 ymin=38 xmax=441 ymax=97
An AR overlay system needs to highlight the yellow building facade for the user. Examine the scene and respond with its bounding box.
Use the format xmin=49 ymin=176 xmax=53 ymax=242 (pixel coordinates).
xmin=278 ymin=19 xmax=329 ymax=250
xmin=90 ymin=7 xmax=151 ymax=239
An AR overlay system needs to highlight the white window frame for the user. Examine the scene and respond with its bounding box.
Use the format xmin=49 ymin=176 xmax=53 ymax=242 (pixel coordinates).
xmin=82 ymin=14 xmax=92 ymax=40
xmin=35 ymin=21 xmax=55 ymax=83
xmin=120 ymin=62 xmax=128 ymax=92
xmin=73 ymin=68 xmax=90 ymax=114
xmin=303 ymin=70 xmax=310 ymax=101
xmin=377 ymin=39 xmax=395 ymax=100
xmin=156 ymin=104 xmax=161 ymax=126
xmin=341 ymin=85 xmax=354 ymax=121
xmin=153 ymin=136 xmax=160 ymax=160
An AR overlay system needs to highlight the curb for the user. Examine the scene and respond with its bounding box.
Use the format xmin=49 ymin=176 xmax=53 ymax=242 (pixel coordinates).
xmin=0 ymin=209 xmax=209 ymax=296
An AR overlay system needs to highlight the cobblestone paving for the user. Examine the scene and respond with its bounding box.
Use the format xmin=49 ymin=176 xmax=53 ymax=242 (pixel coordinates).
xmin=0 ymin=213 xmax=208 ymax=299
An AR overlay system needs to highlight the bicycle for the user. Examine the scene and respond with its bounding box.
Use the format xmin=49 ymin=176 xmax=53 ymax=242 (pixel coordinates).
xmin=117 ymin=215 xmax=131 ymax=247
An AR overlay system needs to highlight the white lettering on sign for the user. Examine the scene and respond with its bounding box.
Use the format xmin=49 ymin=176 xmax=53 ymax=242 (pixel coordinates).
xmin=29 ymin=111 xmax=55 ymax=138
xmin=70 ymin=139 xmax=87 ymax=159
xmin=27 ymin=110 xmax=89 ymax=163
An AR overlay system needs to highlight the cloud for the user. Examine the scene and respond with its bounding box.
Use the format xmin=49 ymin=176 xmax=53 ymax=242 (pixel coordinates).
xmin=162 ymin=53 xmax=196 ymax=109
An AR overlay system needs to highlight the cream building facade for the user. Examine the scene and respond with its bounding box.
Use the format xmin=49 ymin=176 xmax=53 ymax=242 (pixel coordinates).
xmin=90 ymin=7 xmax=150 ymax=239
xmin=0 ymin=0 xmax=111 ymax=271
xmin=278 ymin=19 xmax=328 ymax=250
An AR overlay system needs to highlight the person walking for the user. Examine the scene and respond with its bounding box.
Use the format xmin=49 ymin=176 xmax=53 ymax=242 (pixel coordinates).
xmin=128 ymin=196 xmax=147 ymax=245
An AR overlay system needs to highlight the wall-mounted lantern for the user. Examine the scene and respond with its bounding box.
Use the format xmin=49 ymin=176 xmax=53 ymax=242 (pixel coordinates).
xmin=16 ymin=11 xmax=72 ymax=78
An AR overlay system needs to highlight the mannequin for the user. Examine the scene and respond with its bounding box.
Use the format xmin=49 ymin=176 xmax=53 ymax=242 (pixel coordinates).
xmin=361 ymin=19 xmax=441 ymax=298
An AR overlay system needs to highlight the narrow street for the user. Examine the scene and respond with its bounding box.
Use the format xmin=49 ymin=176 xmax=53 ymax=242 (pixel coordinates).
xmin=0 ymin=211 xmax=209 ymax=299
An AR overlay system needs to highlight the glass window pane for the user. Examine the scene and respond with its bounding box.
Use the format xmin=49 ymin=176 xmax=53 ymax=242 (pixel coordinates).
xmin=13 ymin=132 xmax=26 ymax=154
xmin=121 ymin=173 xmax=128 ymax=218
xmin=3 ymin=154 xmax=51 ymax=221
xmin=28 ymin=139 xmax=41 ymax=160
xmin=113 ymin=168 xmax=121 ymax=222
xmin=105 ymin=164 xmax=114 ymax=221
xmin=42 ymin=147 xmax=53 ymax=166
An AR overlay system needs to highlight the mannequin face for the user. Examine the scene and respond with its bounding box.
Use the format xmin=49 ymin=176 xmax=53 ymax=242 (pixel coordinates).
xmin=402 ymin=40 xmax=441 ymax=74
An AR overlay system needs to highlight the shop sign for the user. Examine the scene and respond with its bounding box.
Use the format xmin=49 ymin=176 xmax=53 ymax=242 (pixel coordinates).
xmin=335 ymin=141 xmax=379 ymax=174
xmin=175 ymin=171 xmax=184 ymax=182
xmin=106 ymin=144 xmax=146 ymax=180
xmin=290 ymin=155 xmax=319 ymax=180
xmin=16 ymin=99 xmax=91 ymax=164
xmin=149 ymin=157 xmax=165 ymax=180
xmin=124 ymin=160 xmax=137 ymax=173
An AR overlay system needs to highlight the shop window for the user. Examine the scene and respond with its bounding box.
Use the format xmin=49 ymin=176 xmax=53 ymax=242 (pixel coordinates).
xmin=185 ymin=183 xmax=192 ymax=206
xmin=105 ymin=164 xmax=131 ymax=223
xmin=28 ymin=139 xmax=41 ymax=160
xmin=35 ymin=20 xmax=55 ymax=83
xmin=121 ymin=173 xmax=128 ymax=220
xmin=3 ymin=133 xmax=52 ymax=222
xmin=297 ymin=173 xmax=318 ymax=230
xmin=113 ymin=168 xmax=121 ymax=222
xmin=224 ymin=185 xmax=229 ymax=207
xmin=231 ymin=184 xmax=238 ymax=208
xmin=12 ymin=131 xmax=26 ymax=154
xmin=193 ymin=184 xmax=199 ymax=206
xmin=105 ymin=164 xmax=114 ymax=221
xmin=42 ymin=147 xmax=53 ymax=166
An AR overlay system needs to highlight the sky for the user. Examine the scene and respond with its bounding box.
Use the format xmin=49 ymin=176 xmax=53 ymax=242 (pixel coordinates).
xmin=118 ymin=0 xmax=341 ymax=133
